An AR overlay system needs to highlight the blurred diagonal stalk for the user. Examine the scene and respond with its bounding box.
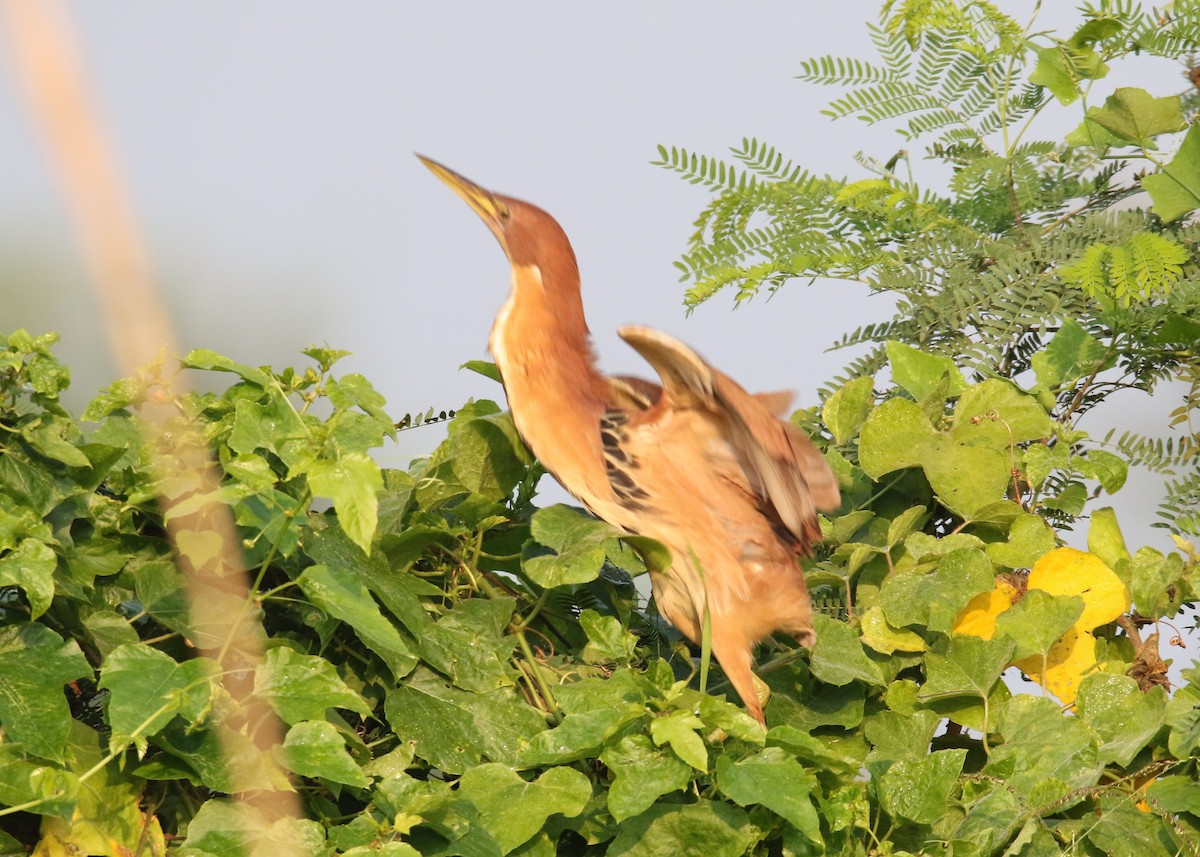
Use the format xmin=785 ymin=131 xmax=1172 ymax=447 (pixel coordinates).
xmin=4 ymin=0 xmax=170 ymax=374
xmin=3 ymin=0 xmax=303 ymax=839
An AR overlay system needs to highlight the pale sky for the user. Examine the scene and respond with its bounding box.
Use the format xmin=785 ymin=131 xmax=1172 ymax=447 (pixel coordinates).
xmin=1 ymin=1 xmax=1189 ymax=568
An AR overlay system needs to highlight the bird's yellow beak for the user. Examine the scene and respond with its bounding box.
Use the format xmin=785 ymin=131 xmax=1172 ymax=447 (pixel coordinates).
xmin=417 ymin=155 xmax=510 ymax=231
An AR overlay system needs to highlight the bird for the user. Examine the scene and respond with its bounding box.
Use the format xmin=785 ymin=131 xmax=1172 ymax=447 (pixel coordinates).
xmin=418 ymin=155 xmax=841 ymax=723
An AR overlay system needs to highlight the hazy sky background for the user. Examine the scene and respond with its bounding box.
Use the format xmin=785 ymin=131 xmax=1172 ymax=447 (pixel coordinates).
xmin=1 ymin=5 xmax=1191 ymax=580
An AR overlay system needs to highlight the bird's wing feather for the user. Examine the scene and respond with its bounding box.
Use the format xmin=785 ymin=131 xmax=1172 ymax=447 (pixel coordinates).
xmin=618 ymin=325 xmax=840 ymax=551
xmin=606 ymin=375 xmax=661 ymax=411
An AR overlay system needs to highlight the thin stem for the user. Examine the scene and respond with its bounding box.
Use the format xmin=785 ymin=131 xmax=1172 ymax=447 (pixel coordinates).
xmin=296 ymin=375 xmax=325 ymax=417
xmin=513 ymin=588 xmax=551 ymax=631
xmin=139 ymin=630 xmax=181 ymax=646
xmin=946 ymin=517 xmax=973 ymax=536
xmin=856 ymin=472 xmax=909 ymax=512
xmin=752 ymin=644 xmax=808 ymax=678
xmin=980 ymin=693 xmax=991 ymax=754
xmin=1004 ymin=0 xmax=1044 ymax=155
xmin=214 ymin=486 xmax=310 ymax=668
xmin=516 ymin=630 xmax=561 ymax=722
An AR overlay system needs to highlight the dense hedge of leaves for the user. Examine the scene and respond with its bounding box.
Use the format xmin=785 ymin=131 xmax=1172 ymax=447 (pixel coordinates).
xmin=0 ymin=328 xmax=1196 ymax=857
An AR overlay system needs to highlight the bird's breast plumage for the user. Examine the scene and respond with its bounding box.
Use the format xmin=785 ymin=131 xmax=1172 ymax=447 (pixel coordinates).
xmin=489 ymin=265 xmax=614 ymax=511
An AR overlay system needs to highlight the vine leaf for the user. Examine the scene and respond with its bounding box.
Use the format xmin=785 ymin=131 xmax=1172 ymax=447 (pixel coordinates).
xmin=985 ymin=513 xmax=1055 ymax=570
xmin=306 ymin=454 xmax=383 ymax=553
xmin=1143 ymin=123 xmax=1200 ymax=222
xmin=605 ymin=800 xmax=753 ymax=857
xmin=881 ymin=548 xmax=995 ymax=634
xmin=877 ymin=749 xmax=968 ymax=825
xmin=600 ymin=735 xmax=692 ymax=823
xmin=650 ymin=710 xmax=709 ymax=772
xmin=1025 ymin=547 xmax=1127 ymax=631
xmin=810 ymin=613 xmax=887 ymax=687
xmin=1066 ymin=87 xmax=1183 ymax=149
xmin=521 ymin=504 xmax=614 ymax=587
xmin=0 ymin=624 xmax=91 ymax=763
xmin=985 ymin=695 xmax=1103 ymax=799
xmin=994 ymin=590 xmax=1084 ymax=662
xmin=1029 ymin=42 xmax=1107 ymax=105
xmin=99 ymin=645 xmax=216 ymax=755
xmin=1073 ymin=673 xmax=1167 ymax=766
xmin=1031 ymin=319 xmax=1108 ymax=389
xmin=920 ymin=634 xmax=1016 ymax=701
xmin=860 ymin=605 xmax=928 ymax=654
xmin=859 ymin=398 xmax=1010 ymax=518
xmin=715 ymin=748 xmax=821 ymax=843
xmin=456 ymin=763 xmax=591 ymax=854
xmin=254 ymin=647 xmax=372 ymax=725
xmin=461 ymin=359 xmax=503 ymax=384
xmin=1129 ymin=546 xmax=1184 ymax=617
xmin=1087 ymin=508 xmax=1130 ymax=575
xmin=951 ymin=379 xmax=1054 ymax=446
xmin=886 ymin=341 xmax=967 ymax=400
xmin=822 ymin=375 xmax=875 ymax=445
xmin=385 ymin=669 xmax=548 ymax=775
xmin=0 ymin=538 xmax=56 ymax=619
xmin=955 ymin=547 xmax=1130 ymax=704
xmin=296 ymin=564 xmax=417 ymax=677
xmin=278 ymin=721 xmax=370 ymax=788
xmin=38 ymin=721 xmax=169 ymax=855
xmin=580 ymin=609 xmax=640 ymax=666
xmin=952 ymin=576 xmax=1021 ymax=639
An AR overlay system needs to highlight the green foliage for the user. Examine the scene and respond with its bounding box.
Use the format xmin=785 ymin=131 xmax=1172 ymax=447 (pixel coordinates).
xmin=658 ymin=0 xmax=1200 ymax=535
xmin=1 ymin=320 xmax=1197 ymax=854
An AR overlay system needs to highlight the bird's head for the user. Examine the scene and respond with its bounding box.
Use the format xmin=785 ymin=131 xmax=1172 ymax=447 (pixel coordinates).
xmin=417 ymin=155 xmax=574 ymax=274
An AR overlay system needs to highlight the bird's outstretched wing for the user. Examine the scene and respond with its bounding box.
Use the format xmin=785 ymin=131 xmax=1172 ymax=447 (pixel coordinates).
xmin=617 ymin=325 xmax=840 ymax=553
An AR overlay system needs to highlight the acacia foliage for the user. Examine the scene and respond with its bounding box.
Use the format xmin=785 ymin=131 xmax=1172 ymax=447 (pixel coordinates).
xmin=657 ymin=0 xmax=1200 ymax=535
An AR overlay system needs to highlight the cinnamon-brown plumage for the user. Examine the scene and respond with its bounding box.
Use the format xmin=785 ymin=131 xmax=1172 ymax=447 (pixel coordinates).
xmin=419 ymin=156 xmax=841 ymax=723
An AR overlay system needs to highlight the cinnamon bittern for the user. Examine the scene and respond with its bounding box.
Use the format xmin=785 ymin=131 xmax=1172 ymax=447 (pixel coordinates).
xmin=419 ymin=156 xmax=841 ymax=723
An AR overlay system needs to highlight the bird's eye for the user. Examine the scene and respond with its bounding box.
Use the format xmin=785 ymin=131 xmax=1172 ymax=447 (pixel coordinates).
xmin=497 ymin=202 xmax=512 ymax=221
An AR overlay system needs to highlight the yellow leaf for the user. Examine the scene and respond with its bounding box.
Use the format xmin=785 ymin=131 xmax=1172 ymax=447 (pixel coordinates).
xmin=950 ymin=547 xmax=1128 ymax=700
xmin=1012 ymin=626 xmax=1099 ymax=705
xmin=951 ymin=578 xmax=1020 ymax=639
xmin=949 ymin=548 xmax=1130 ymax=706
xmin=32 ymin=834 xmax=72 ymax=857
xmin=39 ymin=723 xmax=168 ymax=857
xmin=1026 ymin=547 xmax=1128 ymax=630
xmin=1011 ymin=548 xmax=1128 ymax=705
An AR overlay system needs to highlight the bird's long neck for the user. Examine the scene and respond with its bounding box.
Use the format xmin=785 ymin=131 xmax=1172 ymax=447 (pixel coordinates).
xmin=489 ymin=262 xmax=611 ymax=501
